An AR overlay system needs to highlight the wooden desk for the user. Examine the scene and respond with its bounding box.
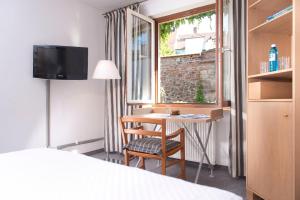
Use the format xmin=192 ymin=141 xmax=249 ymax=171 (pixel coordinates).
xmin=129 ymin=108 xmax=223 ymax=183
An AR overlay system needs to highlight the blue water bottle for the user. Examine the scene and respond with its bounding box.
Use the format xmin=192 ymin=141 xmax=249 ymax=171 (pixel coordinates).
xmin=269 ymin=44 xmax=278 ymax=72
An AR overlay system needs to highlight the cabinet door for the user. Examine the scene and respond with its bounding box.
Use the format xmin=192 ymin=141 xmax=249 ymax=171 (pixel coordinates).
xmin=247 ymin=102 xmax=293 ymax=200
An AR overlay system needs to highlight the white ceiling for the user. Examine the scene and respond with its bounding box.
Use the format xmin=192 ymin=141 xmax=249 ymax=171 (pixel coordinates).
xmin=141 ymin=0 xmax=214 ymax=17
xmin=79 ymin=0 xmax=213 ymax=14
xmin=79 ymin=0 xmax=139 ymax=11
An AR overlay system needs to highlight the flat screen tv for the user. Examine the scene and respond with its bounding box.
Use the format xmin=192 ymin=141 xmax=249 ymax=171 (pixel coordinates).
xmin=33 ymin=45 xmax=88 ymax=80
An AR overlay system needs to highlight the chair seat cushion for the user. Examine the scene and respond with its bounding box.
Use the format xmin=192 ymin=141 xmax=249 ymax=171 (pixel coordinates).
xmin=124 ymin=138 xmax=180 ymax=155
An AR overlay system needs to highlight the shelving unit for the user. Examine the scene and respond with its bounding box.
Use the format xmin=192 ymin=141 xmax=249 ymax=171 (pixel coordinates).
xmin=248 ymin=99 xmax=293 ymax=102
xmin=247 ymin=0 xmax=293 ymax=77
xmin=247 ymin=0 xmax=300 ymax=200
xmin=248 ymin=68 xmax=293 ymax=80
xmin=249 ymin=0 xmax=292 ymax=12
xmin=249 ymin=10 xmax=292 ymax=34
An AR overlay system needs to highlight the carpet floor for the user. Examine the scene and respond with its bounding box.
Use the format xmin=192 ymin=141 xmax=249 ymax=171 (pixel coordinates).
xmin=90 ymin=152 xmax=246 ymax=199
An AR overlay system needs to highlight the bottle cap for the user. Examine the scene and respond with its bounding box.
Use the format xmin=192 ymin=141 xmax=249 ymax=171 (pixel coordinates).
xmin=271 ymin=44 xmax=276 ymax=47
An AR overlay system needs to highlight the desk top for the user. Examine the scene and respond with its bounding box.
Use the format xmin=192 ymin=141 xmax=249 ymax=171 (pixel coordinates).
xmin=130 ymin=113 xmax=214 ymax=123
xmin=131 ymin=108 xmax=223 ymax=123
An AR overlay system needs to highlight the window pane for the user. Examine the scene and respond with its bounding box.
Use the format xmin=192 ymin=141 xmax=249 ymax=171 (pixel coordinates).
xmin=127 ymin=10 xmax=154 ymax=103
xmin=158 ymin=9 xmax=217 ymax=104
xmin=223 ymin=0 xmax=232 ymax=102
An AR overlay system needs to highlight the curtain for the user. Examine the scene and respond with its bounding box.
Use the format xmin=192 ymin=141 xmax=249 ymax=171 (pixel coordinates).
xmin=228 ymin=0 xmax=247 ymax=177
xmin=104 ymin=3 xmax=140 ymax=153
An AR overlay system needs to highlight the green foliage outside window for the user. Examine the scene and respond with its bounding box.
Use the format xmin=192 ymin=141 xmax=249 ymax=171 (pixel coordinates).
xmin=159 ymin=11 xmax=215 ymax=57
xmin=195 ymin=83 xmax=206 ymax=103
xmin=160 ymin=38 xmax=174 ymax=57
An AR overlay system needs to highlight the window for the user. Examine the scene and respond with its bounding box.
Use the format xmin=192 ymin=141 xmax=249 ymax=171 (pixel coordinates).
xmin=222 ymin=0 xmax=232 ymax=103
xmin=156 ymin=4 xmax=218 ymax=105
xmin=126 ymin=9 xmax=155 ymax=104
xmin=126 ymin=2 xmax=225 ymax=107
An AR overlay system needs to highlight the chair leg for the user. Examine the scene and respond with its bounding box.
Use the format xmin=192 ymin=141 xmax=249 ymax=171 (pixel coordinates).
xmin=124 ymin=151 xmax=129 ymax=166
xmin=161 ymin=158 xmax=166 ymax=175
xmin=180 ymin=147 xmax=186 ymax=179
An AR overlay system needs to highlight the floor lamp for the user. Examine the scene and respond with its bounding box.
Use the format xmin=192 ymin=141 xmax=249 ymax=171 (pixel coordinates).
xmin=93 ymin=60 xmax=121 ymax=163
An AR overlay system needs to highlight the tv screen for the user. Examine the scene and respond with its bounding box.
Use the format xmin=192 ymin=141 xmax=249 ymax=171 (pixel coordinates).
xmin=33 ymin=45 xmax=88 ymax=80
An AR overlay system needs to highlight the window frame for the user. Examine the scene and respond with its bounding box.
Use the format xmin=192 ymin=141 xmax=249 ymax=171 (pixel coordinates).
xmin=154 ymin=3 xmax=224 ymax=108
xmin=126 ymin=8 xmax=156 ymax=104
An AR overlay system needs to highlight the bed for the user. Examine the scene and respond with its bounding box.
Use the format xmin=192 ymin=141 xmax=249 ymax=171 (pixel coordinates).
xmin=0 ymin=149 xmax=242 ymax=200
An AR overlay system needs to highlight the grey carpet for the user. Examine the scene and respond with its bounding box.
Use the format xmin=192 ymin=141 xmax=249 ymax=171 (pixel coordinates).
xmin=90 ymin=152 xmax=246 ymax=199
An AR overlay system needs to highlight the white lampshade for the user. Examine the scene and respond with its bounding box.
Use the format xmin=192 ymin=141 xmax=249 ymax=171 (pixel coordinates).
xmin=93 ymin=60 xmax=121 ymax=79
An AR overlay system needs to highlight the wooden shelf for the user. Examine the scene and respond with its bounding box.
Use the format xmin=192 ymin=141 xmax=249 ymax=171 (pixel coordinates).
xmin=249 ymin=10 xmax=292 ymax=34
xmin=249 ymin=0 xmax=262 ymax=9
xmin=248 ymin=68 xmax=293 ymax=80
xmin=248 ymin=99 xmax=293 ymax=102
xmin=249 ymin=0 xmax=292 ymax=13
xmin=246 ymin=1 xmax=298 ymax=199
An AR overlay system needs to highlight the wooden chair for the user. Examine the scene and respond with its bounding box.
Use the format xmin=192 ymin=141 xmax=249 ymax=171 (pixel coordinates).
xmin=119 ymin=116 xmax=186 ymax=179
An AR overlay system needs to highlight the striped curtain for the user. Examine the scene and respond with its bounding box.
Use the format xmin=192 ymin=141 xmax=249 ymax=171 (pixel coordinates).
xmin=104 ymin=3 xmax=140 ymax=153
xmin=228 ymin=0 xmax=247 ymax=177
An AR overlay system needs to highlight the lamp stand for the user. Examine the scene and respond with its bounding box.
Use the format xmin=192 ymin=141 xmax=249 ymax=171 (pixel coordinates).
xmin=46 ymin=80 xmax=51 ymax=148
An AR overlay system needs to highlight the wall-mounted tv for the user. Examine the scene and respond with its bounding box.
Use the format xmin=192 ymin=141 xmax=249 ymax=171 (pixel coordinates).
xmin=33 ymin=45 xmax=88 ymax=80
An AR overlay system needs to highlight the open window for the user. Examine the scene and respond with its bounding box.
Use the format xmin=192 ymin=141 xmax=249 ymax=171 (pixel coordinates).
xmin=156 ymin=4 xmax=218 ymax=105
xmin=126 ymin=1 xmax=225 ymax=107
xmin=126 ymin=9 xmax=155 ymax=104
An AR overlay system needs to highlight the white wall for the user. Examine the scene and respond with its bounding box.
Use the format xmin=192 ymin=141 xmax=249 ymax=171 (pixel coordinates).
xmin=140 ymin=0 xmax=230 ymax=166
xmin=0 ymin=0 xmax=231 ymax=165
xmin=0 ymin=0 xmax=105 ymax=153
xmin=215 ymin=111 xmax=230 ymax=166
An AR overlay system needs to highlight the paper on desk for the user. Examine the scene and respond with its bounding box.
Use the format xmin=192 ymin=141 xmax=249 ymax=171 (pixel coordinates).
xmin=175 ymin=114 xmax=209 ymax=119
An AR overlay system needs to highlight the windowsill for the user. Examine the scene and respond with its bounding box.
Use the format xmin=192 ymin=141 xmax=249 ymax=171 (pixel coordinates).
xmin=153 ymin=103 xmax=219 ymax=108
xmin=222 ymin=107 xmax=231 ymax=111
xmin=160 ymin=49 xmax=216 ymax=58
xmin=127 ymin=101 xmax=231 ymax=110
xmin=153 ymin=101 xmax=230 ymax=108
xmin=152 ymin=104 xmax=231 ymax=112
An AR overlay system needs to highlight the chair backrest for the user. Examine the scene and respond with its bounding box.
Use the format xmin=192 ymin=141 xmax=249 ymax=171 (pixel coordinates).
xmin=119 ymin=116 xmax=167 ymax=145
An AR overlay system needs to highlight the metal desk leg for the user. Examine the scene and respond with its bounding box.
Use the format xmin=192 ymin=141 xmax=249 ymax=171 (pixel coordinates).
xmin=153 ymin=124 xmax=158 ymax=131
xmin=194 ymin=121 xmax=214 ymax=183
xmin=135 ymin=157 xmax=142 ymax=168
xmin=177 ymin=121 xmax=214 ymax=182
xmin=179 ymin=123 xmax=201 ymax=151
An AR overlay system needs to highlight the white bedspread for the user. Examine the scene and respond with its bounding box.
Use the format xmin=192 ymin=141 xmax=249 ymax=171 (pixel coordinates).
xmin=0 ymin=149 xmax=242 ymax=200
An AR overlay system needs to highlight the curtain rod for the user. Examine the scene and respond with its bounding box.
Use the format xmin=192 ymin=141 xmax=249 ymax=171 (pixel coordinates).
xmin=102 ymin=0 xmax=148 ymax=16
